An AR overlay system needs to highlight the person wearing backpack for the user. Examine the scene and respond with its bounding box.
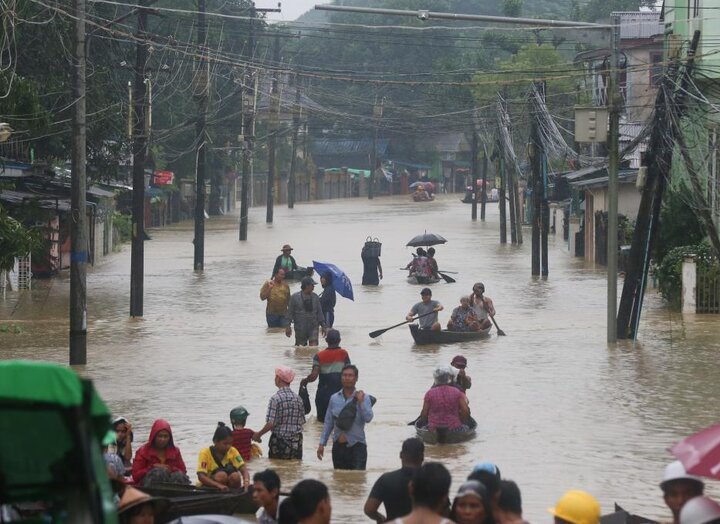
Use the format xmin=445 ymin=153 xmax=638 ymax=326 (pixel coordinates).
xmin=316 ymin=364 xmax=374 ymax=470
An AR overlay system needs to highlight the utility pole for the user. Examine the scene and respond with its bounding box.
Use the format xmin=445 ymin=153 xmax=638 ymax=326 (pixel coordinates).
xmin=369 ymin=96 xmax=384 ymax=200
xmin=498 ymin=140 xmax=507 ymax=244
xmin=288 ymin=72 xmax=302 ymax=209
xmin=606 ymin=13 xmax=621 ymax=341
xmin=240 ymin=73 xmax=257 ymax=240
xmin=194 ymin=0 xmax=207 ymax=270
xmin=70 ymin=0 xmax=87 ymax=365
xmin=471 ymin=128 xmax=478 ymax=220
xmin=130 ymin=0 xmax=148 ymax=316
xmin=266 ymin=32 xmax=280 ymax=223
xmin=480 ymin=151 xmax=487 ymax=221
xmin=529 ymin=84 xmax=543 ymax=275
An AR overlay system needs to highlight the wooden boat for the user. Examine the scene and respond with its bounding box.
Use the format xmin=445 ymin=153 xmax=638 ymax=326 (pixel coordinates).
xmin=407 ymin=274 xmax=441 ymax=285
xmin=415 ymin=417 xmax=477 ymax=445
xmin=142 ymin=484 xmax=258 ymax=519
xmin=409 ymin=324 xmax=491 ymax=344
xmin=285 ymin=266 xmax=313 ymax=280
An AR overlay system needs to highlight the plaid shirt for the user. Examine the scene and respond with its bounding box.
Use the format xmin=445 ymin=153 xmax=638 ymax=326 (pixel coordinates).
xmin=266 ymin=387 xmax=306 ymax=439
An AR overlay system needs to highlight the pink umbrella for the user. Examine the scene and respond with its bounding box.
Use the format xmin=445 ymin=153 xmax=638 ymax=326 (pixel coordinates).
xmin=670 ymin=424 xmax=720 ymax=479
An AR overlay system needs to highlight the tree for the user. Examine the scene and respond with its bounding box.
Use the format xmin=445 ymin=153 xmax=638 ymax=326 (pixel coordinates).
xmin=0 ymin=205 xmax=39 ymax=273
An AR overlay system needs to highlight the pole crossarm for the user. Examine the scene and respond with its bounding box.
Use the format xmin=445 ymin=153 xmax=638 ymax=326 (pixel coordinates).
xmin=314 ymin=4 xmax=609 ymax=29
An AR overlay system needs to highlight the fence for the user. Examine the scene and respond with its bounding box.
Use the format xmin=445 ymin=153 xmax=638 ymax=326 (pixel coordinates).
xmin=697 ymin=257 xmax=720 ymax=313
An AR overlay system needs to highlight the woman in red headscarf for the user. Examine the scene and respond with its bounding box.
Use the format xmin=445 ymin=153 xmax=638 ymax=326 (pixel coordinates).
xmin=132 ymin=419 xmax=190 ymax=487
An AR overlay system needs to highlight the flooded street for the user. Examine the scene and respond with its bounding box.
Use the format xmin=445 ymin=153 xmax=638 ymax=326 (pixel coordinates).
xmin=2 ymin=194 xmax=720 ymax=523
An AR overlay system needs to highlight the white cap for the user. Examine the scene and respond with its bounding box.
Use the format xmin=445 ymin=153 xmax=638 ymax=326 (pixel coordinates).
xmin=680 ymin=496 xmax=720 ymax=524
xmin=661 ymin=461 xmax=704 ymax=489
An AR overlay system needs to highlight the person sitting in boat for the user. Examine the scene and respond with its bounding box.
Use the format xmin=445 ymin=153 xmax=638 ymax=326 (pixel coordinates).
xmin=197 ymin=422 xmax=250 ymax=491
xmin=469 ymin=282 xmax=496 ymax=331
xmin=272 ymin=244 xmax=297 ymax=277
xmin=406 ymin=248 xmax=433 ymax=281
xmin=112 ymin=416 xmax=134 ymax=471
xmin=447 ymin=297 xmax=482 ymax=332
xmin=132 ymin=419 xmax=190 ymax=487
xmin=426 ymin=247 xmax=440 ymax=279
xmin=229 ymin=406 xmax=260 ymax=462
xmin=406 ymin=288 xmax=443 ymax=331
xmin=419 ymin=366 xmax=470 ymax=433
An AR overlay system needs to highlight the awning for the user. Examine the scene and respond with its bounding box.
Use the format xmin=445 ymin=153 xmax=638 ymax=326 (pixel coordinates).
xmin=569 ymin=169 xmax=638 ymax=190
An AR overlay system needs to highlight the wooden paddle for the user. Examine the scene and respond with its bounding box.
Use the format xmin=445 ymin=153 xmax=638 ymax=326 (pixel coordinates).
xmin=490 ymin=315 xmax=506 ymax=336
xmin=369 ymin=310 xmax=438 ymax=339
xmin=437 ymin=271 xmax=456 ymax=284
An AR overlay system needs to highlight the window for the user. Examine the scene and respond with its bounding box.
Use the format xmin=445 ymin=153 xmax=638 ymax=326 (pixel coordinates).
xmin=650 ymin=52 xmax=663 ymax=87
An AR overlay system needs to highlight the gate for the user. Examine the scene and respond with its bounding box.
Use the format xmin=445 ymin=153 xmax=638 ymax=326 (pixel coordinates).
xmin=697 ymin=257 xmax=720 ymax=313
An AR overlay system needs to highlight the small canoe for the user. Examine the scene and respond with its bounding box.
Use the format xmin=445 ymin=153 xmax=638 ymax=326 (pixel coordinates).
xmin=285 ymin=266 xmax=313 ymax=280
xmin=415 ymin=417 xmax=477 ymax=445
xmin=142 ymin=484 xmax=257 ymax=519
xmin=409 ymin=324 xmax=491 ymax=344
xmin=407 ymin=275 xmax=441 ymax=285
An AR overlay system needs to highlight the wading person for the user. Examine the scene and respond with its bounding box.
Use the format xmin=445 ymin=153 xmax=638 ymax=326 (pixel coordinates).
xmin=286 ymin=276 xmax=327 ymax=346
xmin=196 ymin=422 xmax=249 ymax=491
xmin=253 ymin=366 xmax=306 ymax=460
xmin=361 ymin=242 xmax=383 ymax=286
xmin=450 ymin=355 xmax=472 ymax=392
xmin=451 ymin=480 xmax=495 ymax=524
xmin=406 ymin=288 xmax=443 ymax=331
xmin=319 ymin=272 xmax=337 ymax=328
xmin=229 ymin=406 xmax=256 ymax=462
xmin=286 ymin=479 xmax=332 ymax=524
xmin=317 ymin=364 xmax=374 ymax=470
xmin=395 ymin=462 xmax=453 ymax=524
xmin=548 ymin=490 xmax=600 ymax=524
xmin=273 ymin=244 xmax=297 ymax=276
xmin=260 ymin=269 xmax=291 ymax=328
xmin=364 ymin=437 xmax=425 ymax=523
xmin=300 ymin=329 xmax=351 ymax=421
xmin=469 ymin=283 xmax=495 ymax=331
xmin=495 ymin=480 xmax=529 ymax=524
xmin=253 ymin=469 xmax=284 ymax=524
xmin=661 ymin=461 xmax=705 ymax=524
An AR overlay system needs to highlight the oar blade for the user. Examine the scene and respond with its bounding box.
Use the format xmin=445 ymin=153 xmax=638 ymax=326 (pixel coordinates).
xmin=368 ymin=328 xmax=386 ymax=339
xmin=439 ymin=272 xmax=456 ymax=283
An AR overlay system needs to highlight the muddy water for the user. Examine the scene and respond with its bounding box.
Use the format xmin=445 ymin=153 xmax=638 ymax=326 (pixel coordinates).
xmin=2 ymin=194 xmax=720 ymax=523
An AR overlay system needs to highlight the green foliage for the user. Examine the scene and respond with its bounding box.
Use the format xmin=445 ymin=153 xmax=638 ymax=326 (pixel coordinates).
xmin=113 ymin=212 xmax=132 ymax=245
xmin=0 ymin=324 xmax=23 ymax=334
xmin=654 ymin=239 xmax=715 ymax=309
xmin=655 ymin=185 xmax=706 ymax=262
xmin=503 ymin=0 xmax=524 ymax=17
xmin=0 ymin=205 xmax=41 ymax=273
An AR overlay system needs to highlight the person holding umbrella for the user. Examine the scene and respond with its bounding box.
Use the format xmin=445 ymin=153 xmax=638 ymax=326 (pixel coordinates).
xmin=319 ymin=272 xmax=337 ymax=328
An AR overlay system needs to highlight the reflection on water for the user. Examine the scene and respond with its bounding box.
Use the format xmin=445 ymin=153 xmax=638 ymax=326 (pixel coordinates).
xmin=3 ymin=195 xmax=720 ymax=522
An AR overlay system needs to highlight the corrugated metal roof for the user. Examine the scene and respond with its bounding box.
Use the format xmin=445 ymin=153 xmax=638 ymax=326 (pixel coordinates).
xmin=311 ymin=138 xmax=389 ymax=156
xmin=569 ymin=169 xmax=639 ymax=189
xmin=0 ymin=189 xmax=71 ymax=211
xmin=614 ymin=11 xmax=663 ymax=39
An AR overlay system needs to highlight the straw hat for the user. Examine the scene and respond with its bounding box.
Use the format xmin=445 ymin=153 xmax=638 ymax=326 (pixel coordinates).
xmin=118 ymin=486 xmax=170 ymax=517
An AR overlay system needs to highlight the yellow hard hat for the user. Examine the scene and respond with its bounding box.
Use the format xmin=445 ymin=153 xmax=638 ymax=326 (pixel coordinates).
xmin=548 ymin=490 xmax=601 ymax=524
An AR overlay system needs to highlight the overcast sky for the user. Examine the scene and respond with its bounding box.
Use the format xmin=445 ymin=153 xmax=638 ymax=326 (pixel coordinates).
xmin=263 ymin=0 xmax=332 ymax=22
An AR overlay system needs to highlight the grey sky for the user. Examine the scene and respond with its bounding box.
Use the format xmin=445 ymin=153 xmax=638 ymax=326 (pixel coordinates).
xmin=264 ymin=0 xmax=332 ymax=22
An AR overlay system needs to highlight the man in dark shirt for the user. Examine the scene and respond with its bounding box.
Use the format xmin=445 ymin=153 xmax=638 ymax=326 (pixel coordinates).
xmin=364 ymin=438 xmax=424 ymax=523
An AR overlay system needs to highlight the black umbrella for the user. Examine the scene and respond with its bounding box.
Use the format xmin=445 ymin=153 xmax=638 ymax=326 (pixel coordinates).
xmin=406 ymin=232 xmax=447 ymax=247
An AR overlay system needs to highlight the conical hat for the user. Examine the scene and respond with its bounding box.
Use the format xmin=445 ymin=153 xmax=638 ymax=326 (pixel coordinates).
xmin=118 ymin=486 xmax=171 ymax=516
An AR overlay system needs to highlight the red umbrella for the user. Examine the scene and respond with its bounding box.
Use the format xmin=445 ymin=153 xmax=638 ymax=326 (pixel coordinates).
xmin=670 ymin=424 xmax=720 ymax=479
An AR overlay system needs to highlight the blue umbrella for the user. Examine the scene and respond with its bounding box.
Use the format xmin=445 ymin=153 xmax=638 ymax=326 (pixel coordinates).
xmin=313 ymin=261 xmax=354 ymax=301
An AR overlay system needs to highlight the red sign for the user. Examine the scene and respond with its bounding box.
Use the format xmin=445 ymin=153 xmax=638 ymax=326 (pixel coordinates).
xmin=153 ymin=170 xmax=174 ymax=185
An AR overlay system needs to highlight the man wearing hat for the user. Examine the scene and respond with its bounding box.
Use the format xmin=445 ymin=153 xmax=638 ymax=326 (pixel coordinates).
xmin=286 ymin=276 xmax=327 ymax=346
xmin=406 ymin=288 xmax=443 ymax=331
xmin=300 ymin=329 xmax=352 ymax=421
xmin=661 ymin=461 xmax=705 ymax=524
xmin=253 ymin=366 xmax=306 ymax=460
xmin=272 ymin=244 xmax=297 ymax=277
xmin=117 ymin=486 xmax=170 ymax=523
xmin=451 ymin=355 xmax=472 ymax=392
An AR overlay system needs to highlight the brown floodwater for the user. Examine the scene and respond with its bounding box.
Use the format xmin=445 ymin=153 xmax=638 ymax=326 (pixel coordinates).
xmin=2 ymin=194 xmax=720 ymax=523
